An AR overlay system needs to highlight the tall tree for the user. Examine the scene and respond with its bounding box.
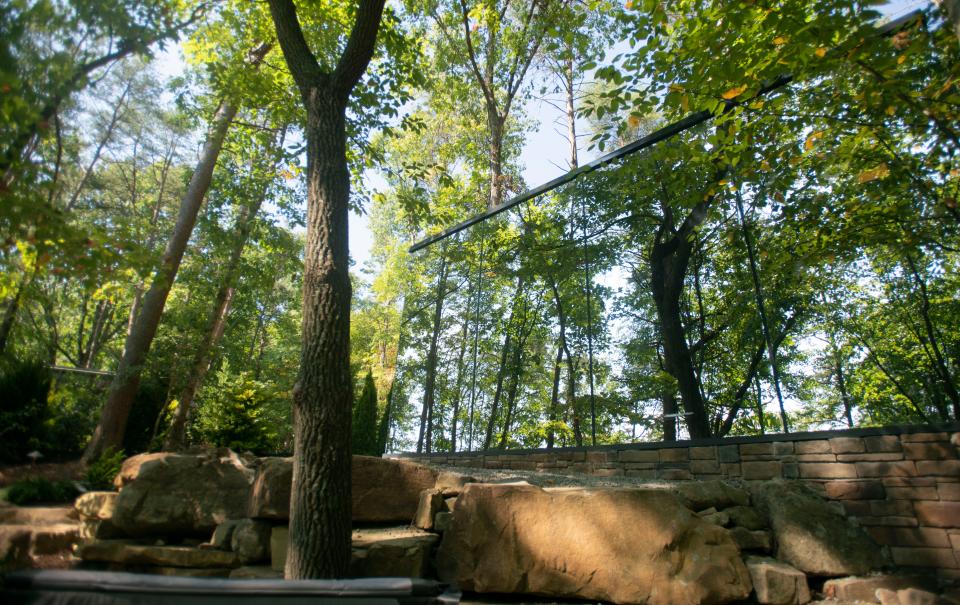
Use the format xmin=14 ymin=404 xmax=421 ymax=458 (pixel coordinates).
xmin=422 ymin=0 xmax=559 ymax=209
xmin=164 ymin=124 xmax=288 ymax=451
xmin=266 ymin=0 xmax=386 ymax=579
xmin=83 ymin=44 xmax=271 ymax=461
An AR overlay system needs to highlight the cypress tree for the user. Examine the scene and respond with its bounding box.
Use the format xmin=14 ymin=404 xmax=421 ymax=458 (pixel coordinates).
xmin=352 ymin=371 xmax=379 ymax=456
xmin=376 ymin=382 xmax=393 ymax=455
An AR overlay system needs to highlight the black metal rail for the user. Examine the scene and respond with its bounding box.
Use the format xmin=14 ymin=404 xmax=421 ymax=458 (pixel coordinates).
xmin=407 ymin=9 xmax=923 ymax=254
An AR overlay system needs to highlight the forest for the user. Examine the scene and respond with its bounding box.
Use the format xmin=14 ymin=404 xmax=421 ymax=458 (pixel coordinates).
xmin=1 ymin=0 xmax=959 ymax=468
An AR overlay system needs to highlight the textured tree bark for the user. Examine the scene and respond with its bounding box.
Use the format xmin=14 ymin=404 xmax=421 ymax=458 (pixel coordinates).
xmin=267 ymin=0 xmax=385 ymax=579
xmin=83 ymin=97 xmax=240 ymax=462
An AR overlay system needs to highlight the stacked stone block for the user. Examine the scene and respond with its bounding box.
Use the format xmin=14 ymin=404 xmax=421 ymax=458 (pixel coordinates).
xmin=398 ymin=426 xmax=960 ymax=579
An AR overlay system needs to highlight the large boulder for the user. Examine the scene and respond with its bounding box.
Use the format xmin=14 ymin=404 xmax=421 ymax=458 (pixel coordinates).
xmin=750 ymin=481 xmax=889 ymax=576
xmin=353 ymin=456 xmax=439 ymax=522
xmin=112 ymin=452 xmax=255 ymax=537
xmin=230 ymin=519 xmax=272 ymax=564
xmin=247 ymin=457 xmax=292 ymax=520
xmin=673 ymin=480 xmax=750 ymax=511
xmin=436 ymin=483 xmax=753 ymax=605
xmin=248 ymin=456 xmax=439 ymax=523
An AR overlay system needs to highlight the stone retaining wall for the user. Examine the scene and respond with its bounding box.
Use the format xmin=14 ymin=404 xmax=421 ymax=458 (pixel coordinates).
xmin=393 ymin=424 xmax=960 ymax=580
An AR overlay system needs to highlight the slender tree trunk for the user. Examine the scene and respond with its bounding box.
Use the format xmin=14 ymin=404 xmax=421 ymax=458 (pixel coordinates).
xmin=547 ymin=277 xmax=572 ymax=448
xmin=498 ymin=342 xmax=524 ymax=449
xmin=164 ymin=127 xmax=287 ymax=451
xmin=754 ymin=375 xmax=766 ymax=434
xmin=547 ymin=339 xmax=563 ymax=449
xmin=905 ymin=255 xmax=960 ymax=418
xmin=564 ymin=49 xmax=578 ymax=170
xmin=83 ymin=97 xmax=240 ymax=462
xmin=418 ymin=250 xmax=448 ymax=454
xmin=164 ymin=287 xmax=234 ymax=449
xmin=836 ymin=356 xmax=853 ymax=427
xmin=81 ymin=299 xmax=114 ymax=368
xmin=487 ymin=111 xmax=505 ymax=210
xmin=65 ymin=79 xmax=132 ymax=211
xmin=449 ymin=315 xmax=470 ymax=452
xmin=484 ymin=330 xmax=513 ymax=450
xmin=735 ymin=188 xmax=790 ymax=432
xmin=268 ymin=0 xmax=385 ymax=579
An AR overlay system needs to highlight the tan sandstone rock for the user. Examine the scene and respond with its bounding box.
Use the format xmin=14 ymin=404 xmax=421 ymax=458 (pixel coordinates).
xmin=674 ymin=480 xmax=750 ymax=511
xmin=79 ymin=540 xmax=240 ymax=569
xmin=75 ymin=492 xmax=117 ymax=521
xmin=249 ymin=456 xmax=439 ymax=523
xmin=745 ymin=556 xmax=811 ymax=605
xmin=823 ymin=575 xmax=939 ymax=603
xmin=437 ymin=483 xmax=753 ymax=605
xmin=751 ymin=481 xmax=889 ymax=576
xmin=112 ymin=452 xmax=255 ymax=537
xmin=877 ymin=588 xmax=948 ymax=605
xmin=413 ymin=489 xmax=445 ymax=530
xmin=435 ymin=471 xmax=476 ymax=496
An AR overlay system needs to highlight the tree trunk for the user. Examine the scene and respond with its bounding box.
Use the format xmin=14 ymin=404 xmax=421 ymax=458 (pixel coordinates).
xmin=487 ymin=111 xmax=505 ymax=209
xmin=648 ymin=198 xmax=713 ymax=439
xmin=650 ymin=241 xmax=710 ymax=439
xmin=547 ymin=339 xmax=563 ymax=449
xmin=449 ymin=314 xmax=470 ymax=452
xmin=905 ymin=255 xmax=960 ymax=418
xmin=267 ymin=0 xmax=385 ymax=579
xmin=83 ymin=97 xmax=240 ymax=462
xmin=498 ymin=342 xmax=524 ymax=449
xmin=483 ymin=329 xmax=513 ymax=450
xmin=418 ymin=249 xmax=448 ymax=454
xmin=735 ymin=188 xmax=790 ymax=432
xmin=754 ymin=375 xmax=766 ymax=434
xmin=164 ymin=127 xmax=287 ymax=451
xmin=547 ymin=277 xmax=573 ymax=448
xmin=164 ymin=287 xmax=234 ymax=450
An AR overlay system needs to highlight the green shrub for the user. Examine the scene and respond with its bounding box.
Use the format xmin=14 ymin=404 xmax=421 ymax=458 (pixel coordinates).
xmin=43 ymin=373 xmax=105 ymax=460
xmin=6 ymin=478 xmax=80 ymax=505
xmin=84 ymin=447 xmax=124 ymax=490
xmin=190 ymin=365 xmax=285 ymax=453
xmin=0 ymin=357 xmax=52 ymax=463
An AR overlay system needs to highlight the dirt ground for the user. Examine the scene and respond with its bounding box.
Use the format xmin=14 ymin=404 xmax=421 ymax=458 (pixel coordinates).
xmin=0 ymin=460 xmax=86 ymax=488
